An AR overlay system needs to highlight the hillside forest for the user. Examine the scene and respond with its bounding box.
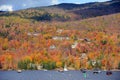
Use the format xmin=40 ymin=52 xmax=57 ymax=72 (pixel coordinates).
xmin=0 ymin=0 xmax=120 ymax=70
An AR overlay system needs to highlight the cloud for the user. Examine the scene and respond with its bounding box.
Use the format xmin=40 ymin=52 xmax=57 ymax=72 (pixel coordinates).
xmin=52 ymin=0 xmax=59 ymax=4
xmin=0 ymin=0 xmax=54 ymax=11
xmin=0 ymin=5 xmax=13 ymax=11
xmin=97 ymin=0 xmax=110 ymax=2
xmin=23 ymin=4 xmax=27 ymax=7
xmin=74 ymin=2 xmax=80 ymax=4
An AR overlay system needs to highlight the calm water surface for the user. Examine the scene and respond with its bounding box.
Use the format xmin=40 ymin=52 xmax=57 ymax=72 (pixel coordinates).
xmin=0 ymin=70 xmax=120 ymax=80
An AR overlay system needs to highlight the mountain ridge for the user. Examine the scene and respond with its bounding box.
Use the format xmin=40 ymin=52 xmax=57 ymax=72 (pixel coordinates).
xmin=0 ymin=0 xmax=120 ymax=21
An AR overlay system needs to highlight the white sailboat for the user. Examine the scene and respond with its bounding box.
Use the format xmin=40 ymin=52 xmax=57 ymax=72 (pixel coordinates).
xmin=64 ymin=64 xmax=68 ymax=71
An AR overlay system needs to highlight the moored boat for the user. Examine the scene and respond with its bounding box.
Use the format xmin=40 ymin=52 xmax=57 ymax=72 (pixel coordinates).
xmin=17 ymin=70 xmax=22 ymax=73
xmin=106 ymin=70 xmax=112 ymax=76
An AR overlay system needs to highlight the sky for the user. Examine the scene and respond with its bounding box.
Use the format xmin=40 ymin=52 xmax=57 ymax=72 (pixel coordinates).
xmin=0 ymin=0 xmax=110 ymax=11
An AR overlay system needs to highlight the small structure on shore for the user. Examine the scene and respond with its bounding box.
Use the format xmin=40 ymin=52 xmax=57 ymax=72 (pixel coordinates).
xmin=37 ymin=65 xmax=43 ymax=70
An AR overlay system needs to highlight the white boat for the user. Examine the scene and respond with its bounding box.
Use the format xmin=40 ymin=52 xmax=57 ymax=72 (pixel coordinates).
xmin=64 ymin=64 xmax=68 ymax=71
xmin=43 ymin=69 xmax=48 ymax=71
xmin=58 ymin=69 xmax=64 ymax=72
xmin=80 ymin=68 xmax=87 ymax=73
xmin=64 ymin=68 xmax=68 ymax=71
xmin=106 ymin=70 xmax=112 ymax=76
xmin=93 ymin=69 xmax=101 ymax=74
xmin=17 ymin=70 xmax=22 ymax=73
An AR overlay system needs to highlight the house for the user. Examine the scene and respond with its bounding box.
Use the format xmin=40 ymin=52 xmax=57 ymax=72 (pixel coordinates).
xmin=56 ymin=29 xmax=63 ymax=33
xmin=84 ymin=38 xmax=91 ymax=42
xmin=78 ymin=38 xmax=91 ymax=42
xmin=27 ymin=33 xmax=32 ymax=36
xmin=37 ymin=65 xmax=43 ymax=70
xmin=33 ymin=33 xmax=39 ymax=36
xmin=71 ymin=41 xmax=78 ymax=48
xmin=52 ymin=36 xmax=70 ymax=40
xmin=80 ymin=53 xmax=88 ymax=59
xmin=27 ymin=32 xmax=39 ymax=36
xmin=49 ymin=45 xmax=56 ymax=50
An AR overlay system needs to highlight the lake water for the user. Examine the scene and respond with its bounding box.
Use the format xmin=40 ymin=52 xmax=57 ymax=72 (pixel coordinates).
xmin=0 ymin=70 xmax=120 ymax=80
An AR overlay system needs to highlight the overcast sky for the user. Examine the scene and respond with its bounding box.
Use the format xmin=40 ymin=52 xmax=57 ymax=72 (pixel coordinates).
xmin=0 ymin=0 xmax=110 ymax=11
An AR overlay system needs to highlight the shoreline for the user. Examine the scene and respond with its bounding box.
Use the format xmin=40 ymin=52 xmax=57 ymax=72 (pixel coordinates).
xmin=0 ymin=69 xmax=120 ymax=72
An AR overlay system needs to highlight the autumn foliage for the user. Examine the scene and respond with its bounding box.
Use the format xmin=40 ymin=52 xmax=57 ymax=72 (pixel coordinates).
xmin=0 ymin=13 xmax=120 ymax=70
